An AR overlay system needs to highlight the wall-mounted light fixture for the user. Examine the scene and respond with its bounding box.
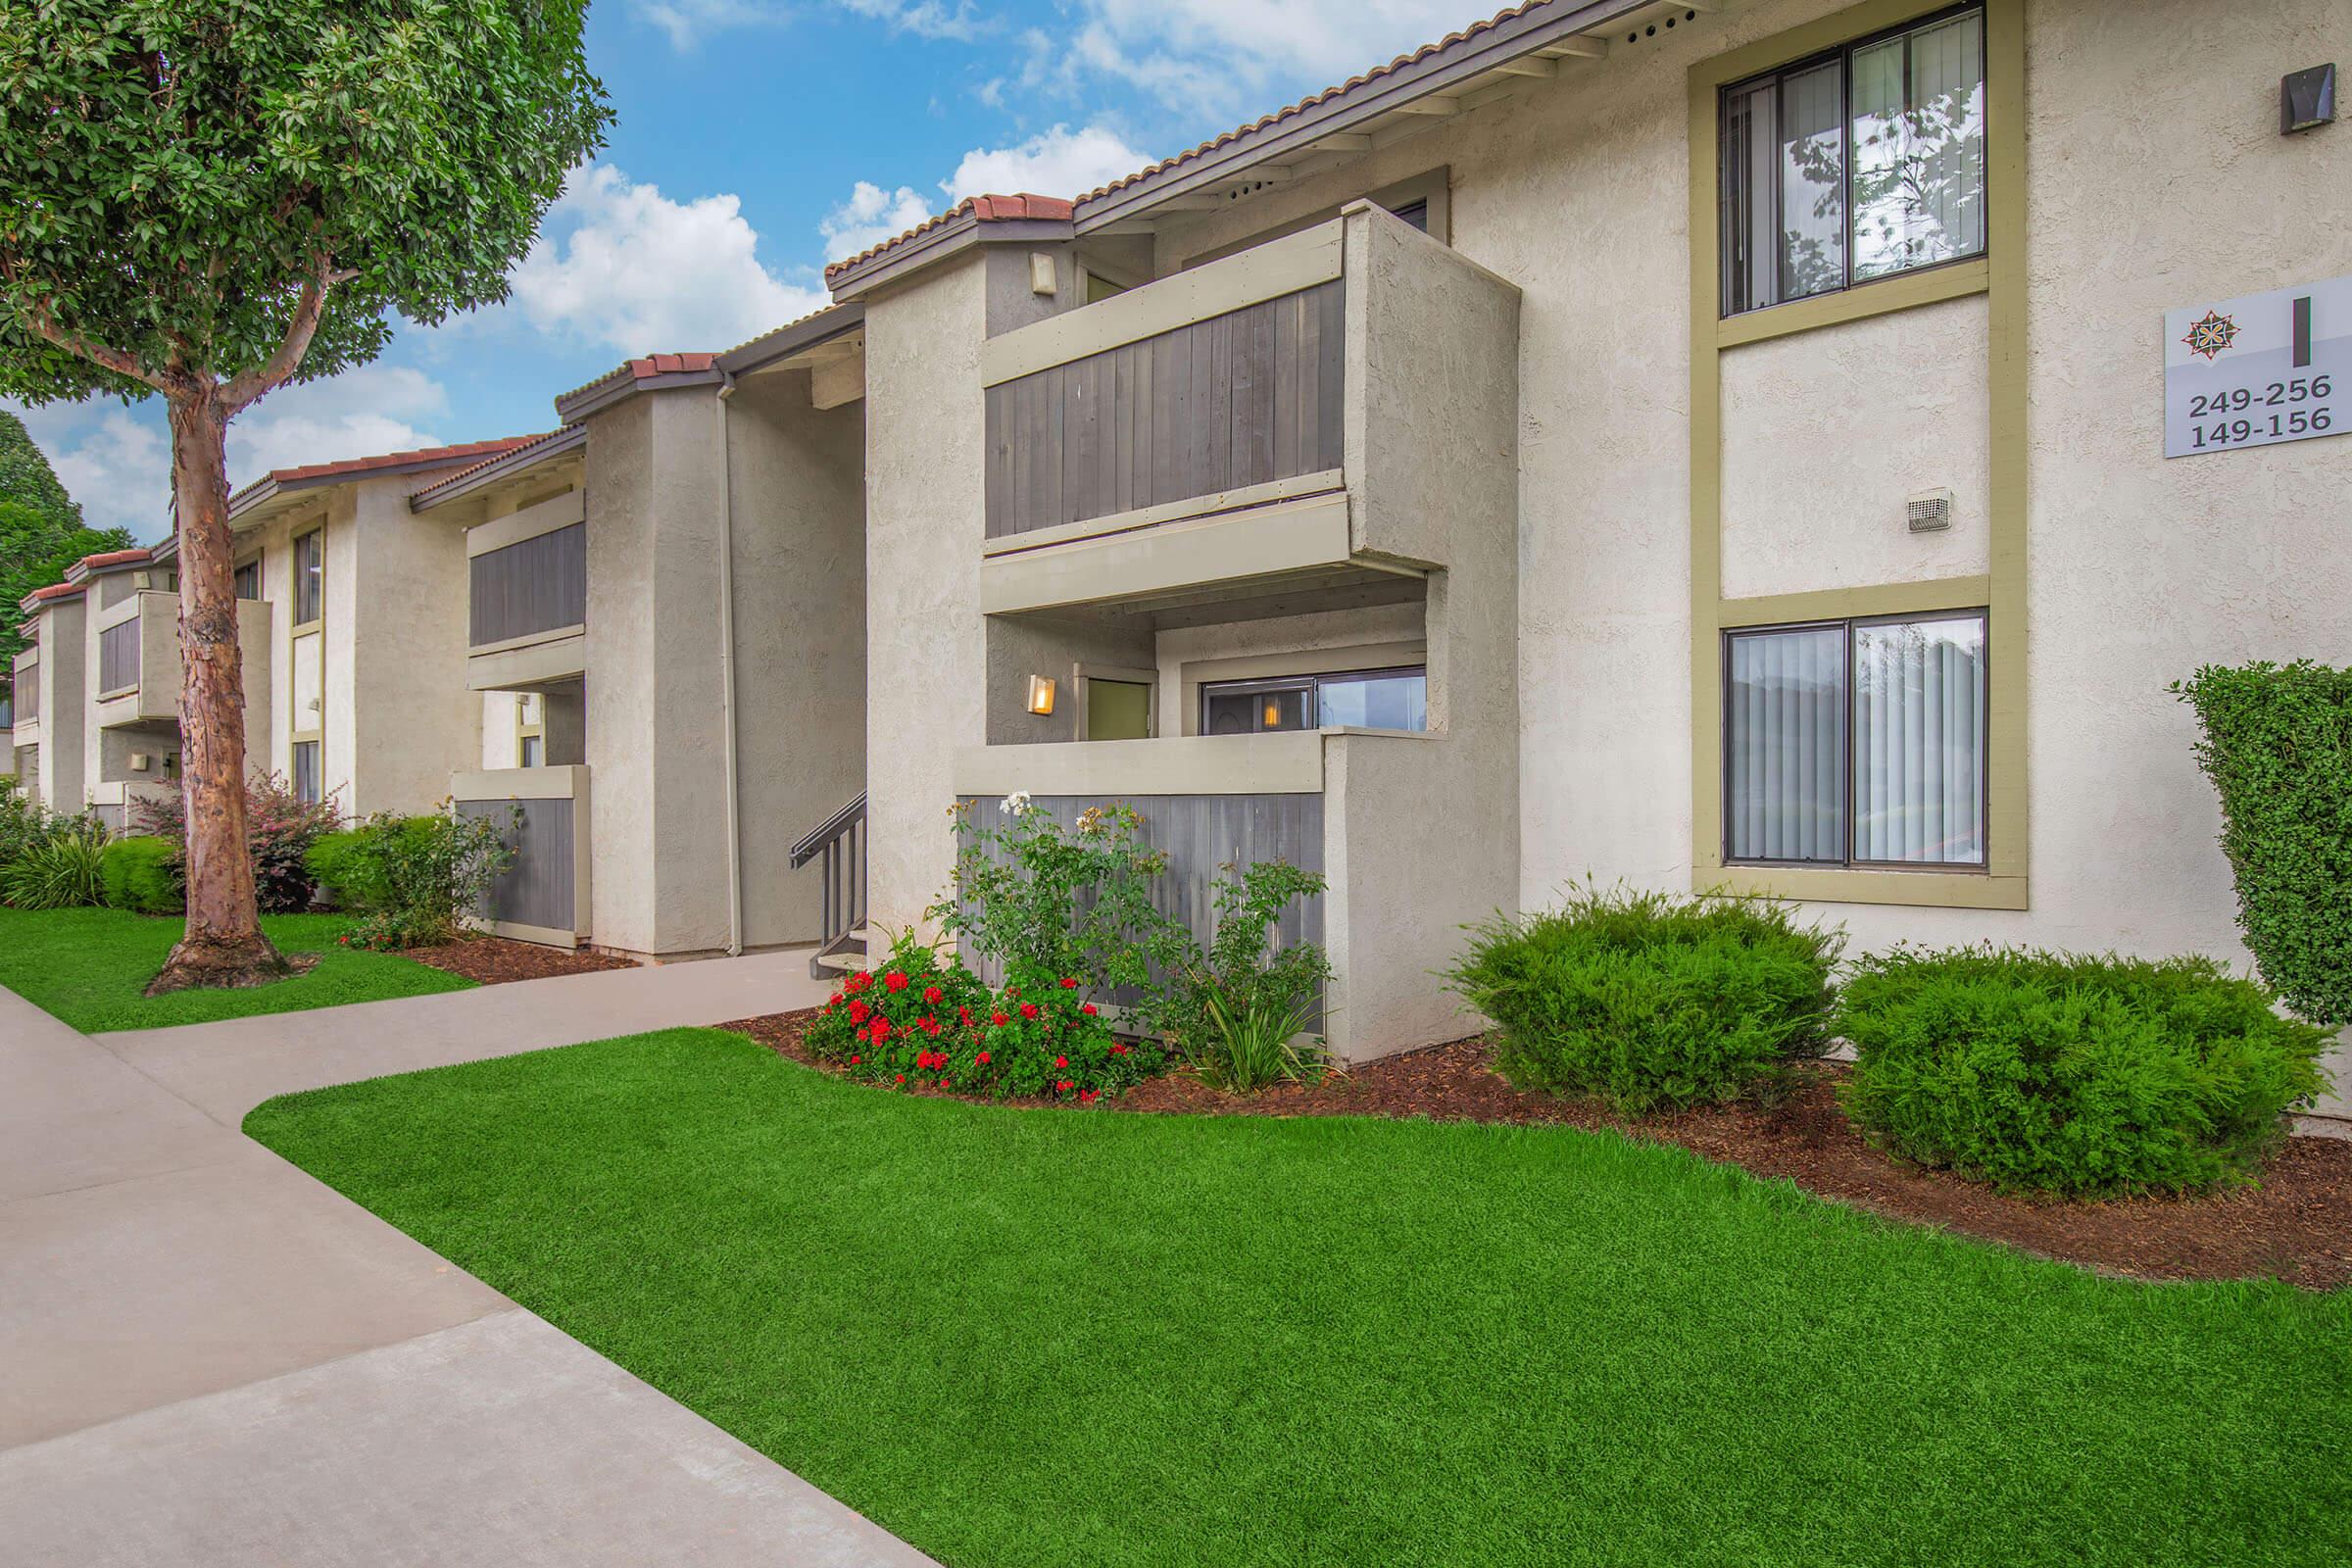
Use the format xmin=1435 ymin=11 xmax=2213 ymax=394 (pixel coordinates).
xmin=1026 ymin=675 xmax=1057 ymax=716
xmin=1263 ymin=698 xmax=1283 ymax=728
xmin=2283 ymin=64 xmax=2336 ymax=134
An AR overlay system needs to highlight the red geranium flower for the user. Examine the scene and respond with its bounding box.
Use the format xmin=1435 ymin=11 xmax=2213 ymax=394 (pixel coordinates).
xmin=1019 ymin=1002 xmax=1040 ymax=1020
xmin=990 ymin=1011 xmax=1009 ymax=1027
xmin=922 ymin=984 xmax=944 ymax=1004
xmin=847 ymin=972 xmax=871 ymax=993
xmin=848 ymin=1000 xmax=870 ymax=1023
xmin=849 ymin=1054 xmax=861 ymax=1064
xmin=1054 ymin=1055 xmax=1068 ymax=1068
xmin=977 ymin=1051 xmax=991 ymax=1064
xmin=1110 ymin=1043 xmax=1127 ymax=1055
xmin=1081 ymin=1003 xmax=1099 ymax=1016
xmin=1079 ymin=1089 xmax=1100 ymax=1105
xmin=1059 ymin=977 xmax=1079 ymax=989
xmin=885 ymin=971 xmax=909 ymax=992
xmin=958 ymin=1006 xmax=974 ymax=1026
xmin=1056 ymin=1080 xmax=1074 ymax=1093
xmin=894 ymin=1074 xmax=906 ymax=1084
xmin=922 ymin=1018 xmax=942 ymax=1036
xmin=869 ymin=1016 xmax=893 ymax=1041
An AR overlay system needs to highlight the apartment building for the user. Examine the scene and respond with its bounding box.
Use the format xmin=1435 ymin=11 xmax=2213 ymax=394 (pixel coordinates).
xmin=408 ymin=313 xmax=867 ymax=956
xmin=10 ymin=580 xmax=86 ymax=809
xmin=808 ymin=0 xmax=2349 ymax=1090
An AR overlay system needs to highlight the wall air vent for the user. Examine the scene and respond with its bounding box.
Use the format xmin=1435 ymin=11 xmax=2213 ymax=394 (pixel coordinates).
xmin=1906 ymin=488 xmax=1954 ymax=533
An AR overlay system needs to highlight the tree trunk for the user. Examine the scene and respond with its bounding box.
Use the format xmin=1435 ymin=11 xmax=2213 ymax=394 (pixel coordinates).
xmin=148 ymin=387 xmax=286 ymax=995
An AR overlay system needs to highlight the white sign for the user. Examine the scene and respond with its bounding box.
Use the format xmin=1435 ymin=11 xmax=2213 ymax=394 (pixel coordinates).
xmin=2164 ymin=273 xmax=2348 ymax=458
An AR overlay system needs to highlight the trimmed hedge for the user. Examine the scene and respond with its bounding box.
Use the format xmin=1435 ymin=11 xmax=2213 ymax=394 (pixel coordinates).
xmin=99 ymin=834 xmax=184 ymax=914
xmin=1837 ymin=947 xmax=2329 ymax=1196
xmin=1446 ymin=886 xmax=1843 ymax=1114
xmin=2174 ymin=660 xmax=2352 ymax=1026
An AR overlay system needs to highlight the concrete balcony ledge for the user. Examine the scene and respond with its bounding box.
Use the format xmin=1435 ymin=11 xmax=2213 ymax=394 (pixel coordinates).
xmin=953 ymin=727 xmax=1434 ymax=799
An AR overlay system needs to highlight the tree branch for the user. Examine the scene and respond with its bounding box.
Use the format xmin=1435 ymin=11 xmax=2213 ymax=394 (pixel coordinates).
xmin=17 ymin=288 xmax=169 ymax=393
xmin=220 ymin=250 xmax=340 ymax=414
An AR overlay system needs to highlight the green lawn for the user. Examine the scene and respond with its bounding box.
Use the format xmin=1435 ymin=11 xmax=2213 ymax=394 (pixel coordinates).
xmin=246 ymin=1028 xmax=2352 ymax=1568
xmin=0 ymin=906 xmax=473 ymax=1032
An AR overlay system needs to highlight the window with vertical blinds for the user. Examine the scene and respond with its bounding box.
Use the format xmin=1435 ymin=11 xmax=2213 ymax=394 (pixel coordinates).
xmin=1725 ymin=611 xmax=1987 ymax=868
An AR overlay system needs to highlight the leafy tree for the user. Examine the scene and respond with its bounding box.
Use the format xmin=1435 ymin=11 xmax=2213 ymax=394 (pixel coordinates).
xmin=0 ymin=408 xmax=81 ymax=526
xmin=0 ymin=498 xmax=136 ymax=668
xmin=0 ymin=2 xmax=609 ymax=992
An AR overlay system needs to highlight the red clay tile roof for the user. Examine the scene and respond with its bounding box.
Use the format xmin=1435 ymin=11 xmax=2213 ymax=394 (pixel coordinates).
xmin=417 ymin=425 xmax=585 ymax=497
xmin=75 ymin=548 xmax=152 ymax=571
xmin=227 ymin=435 xmax=551 ymax=514
xmin=824 ymin=192 xmax=1075 ymax=278
xmin=824 ymin=2 xmax=1562 ymax=281
xmin=554 ymin=351 xmax=724 ymax=408
xmin=19 ymin=581 xmax=83 ymax=612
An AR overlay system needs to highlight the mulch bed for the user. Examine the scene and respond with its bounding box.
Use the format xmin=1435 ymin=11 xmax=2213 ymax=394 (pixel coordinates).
xmin=402 ymin=937 xmax=640 ymax=985
xmin=726 ymin=1010 xmax=2352 ymax=1289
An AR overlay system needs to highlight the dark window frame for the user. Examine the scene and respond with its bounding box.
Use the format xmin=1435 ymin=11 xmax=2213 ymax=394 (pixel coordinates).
xmin=1199 ymin=663 xmax=1429 ymax=736
xmin=1718 ymin=1 xmax=1987 ymax=318
xmin=291 ymin=528 xmax=324 ymax=627
xmin=1721 ymin=608 xmax=1990 ymax=872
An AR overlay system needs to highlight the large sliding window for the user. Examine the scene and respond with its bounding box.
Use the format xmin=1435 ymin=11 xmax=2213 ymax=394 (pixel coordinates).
xmin=1725 ymin=611 xmax=1986 ymax=868
xmin=1720 ymin=4 xmax=1985 ymax=316
xmin=1201 ymin=666 xmax=1428 ymax=736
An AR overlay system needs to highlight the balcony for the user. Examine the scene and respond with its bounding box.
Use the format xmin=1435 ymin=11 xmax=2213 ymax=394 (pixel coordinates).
xmin=452 ymin=764 xmax=592 ymax=947
xmin=978 ymin=199 xmax=1520 ymax=620
xmin=92 ymin=591 xmax=270 ymax=730
xmin=952 ymin=726 xmax=1493 ymax=1061
xmin=466 ymin=490 xmax=586 ymax=690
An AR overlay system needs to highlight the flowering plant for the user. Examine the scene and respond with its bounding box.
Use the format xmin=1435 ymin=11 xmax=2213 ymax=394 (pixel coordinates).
xmin=132 ymin=771 xmax=340 ymax=912
xmin=804 ymin=930 xmax=1164 ymax=1101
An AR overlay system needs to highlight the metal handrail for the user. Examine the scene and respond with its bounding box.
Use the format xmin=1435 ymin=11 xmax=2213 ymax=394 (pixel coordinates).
xmin=790 ymin=792 xmax=867 ymax=978
xmin=789 ymin=791 xmax=866 ymax=866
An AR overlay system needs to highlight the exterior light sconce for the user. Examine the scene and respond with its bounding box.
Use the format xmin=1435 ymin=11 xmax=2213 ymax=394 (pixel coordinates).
xmin=2283 ymin=64 xmax=2336 ymax=134
xmin=1262 ymin=698 xmax=1283 ymax=727
xmin=1026 ymin=675 xmax=1057 ymax=716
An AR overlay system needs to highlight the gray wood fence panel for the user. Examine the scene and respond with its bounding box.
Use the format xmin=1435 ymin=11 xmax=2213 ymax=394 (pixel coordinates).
xmin=468 ymin=523 xmax=586 ymax=648
xmin=984 ymin=279 xmax=1346 ymax=539
xmin=99 ymin=618 xmax=141 ymax=694
xmin=955 ymin=792 xmax=1325 ymax=1018
xmin=459 ymin=796 xmax=576 ymax=934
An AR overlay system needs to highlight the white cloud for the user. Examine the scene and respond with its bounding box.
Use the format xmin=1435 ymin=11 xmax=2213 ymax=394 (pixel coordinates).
xmin=6 ymin=401 xmax=173 ymax=542
xmin=819 ymin=181 xmax=937 ymax=264
xmin=837 ymin=0 xmax=986 ymax=42
xmin=943 ymin=123 xmax=1151 ymax=201
xmin=629 ymin=0 xmax=782 ymax=52
xmin=506 ymin=165 xmax=828 ymax=354
xmin=1027 ymin=1 xmax=1476 ymax=114
xmin=226 ymin=366 xmax=449 ymax=487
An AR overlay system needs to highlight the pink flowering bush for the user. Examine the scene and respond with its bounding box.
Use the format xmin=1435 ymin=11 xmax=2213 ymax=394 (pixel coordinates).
xmin=804 ymin=931 xmax=1164 ymax=1102
xmin=132 ymin=772 xmax=340 ymax=912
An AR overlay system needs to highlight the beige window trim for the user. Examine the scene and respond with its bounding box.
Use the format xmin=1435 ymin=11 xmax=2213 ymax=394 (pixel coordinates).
xmin=1688 ymin=0 xmax=2027 ymax=912
xmin=514 ymin=692 xmax=546 ymax=767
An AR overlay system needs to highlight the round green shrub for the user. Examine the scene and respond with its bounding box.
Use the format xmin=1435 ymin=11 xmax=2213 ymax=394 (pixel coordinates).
xmin=99 ymin=834 xmax=184 ymax=914
xmin=303 ymin=827 xmax=376 ymax=908
xmin=1837 ymin=947 xmax=2331 ymax=1196
xmin=1445 ymin=886 xmax=1843 ymax=1114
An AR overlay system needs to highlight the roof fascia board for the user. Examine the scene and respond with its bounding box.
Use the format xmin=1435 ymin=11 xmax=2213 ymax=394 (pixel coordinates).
xmin=827 ymin=215 xmax=1074 ymax=302
xmin=1072 ymin=0 xmax=1653 ymax=233
xmin=411 ymin=426 xmax=588 ymax=514
xmin=717 ymin=303 xmax=866 ymax=376
xmin=554 ymin=367 xmax=725 ymax=423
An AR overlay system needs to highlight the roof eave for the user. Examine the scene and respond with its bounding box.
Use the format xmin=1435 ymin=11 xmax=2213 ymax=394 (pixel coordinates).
xmin=827 ymin=212 xmax=1077 ymax=303
xmin=554 ymin=367 xmax=726 ymax=424
xmin=411 ymin=425 xmax=589 ymax=514
xmin=717 ymin=302 xmax=866 ymax=376
xmin=1073 ymin=0 xmax=1653 ymax=233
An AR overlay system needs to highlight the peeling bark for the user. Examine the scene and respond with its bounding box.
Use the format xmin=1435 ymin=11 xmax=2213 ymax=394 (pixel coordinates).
xmin=148 ymin=387 xmax=287 ymax=996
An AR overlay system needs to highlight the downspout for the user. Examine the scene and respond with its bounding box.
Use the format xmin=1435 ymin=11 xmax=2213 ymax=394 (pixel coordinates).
xmin=715 ymin=371 xmax=745 ymax=957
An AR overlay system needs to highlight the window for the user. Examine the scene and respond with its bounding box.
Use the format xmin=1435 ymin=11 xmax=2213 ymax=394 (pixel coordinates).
xmin=1719 ymin=5 xmax=1985 ymax=316
xmin=515 ymin=692 xmax=545 ymax=767
xmin=292 ymin=528 xmax=323 ymax=626
xmin=233 ymin=558 xmax=262 ymax=600
xmin=291 ymin=740 xmax=321 ymax=805
xmin=1200 ymin=666 xmax=1429 ymax=736
xmin=1724 ymin=611 xmax=1985 ymax=867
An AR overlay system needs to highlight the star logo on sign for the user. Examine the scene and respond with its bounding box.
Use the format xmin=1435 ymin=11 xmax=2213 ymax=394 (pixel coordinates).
xmin=2181 ymin=310 xmax=2239 ymax=361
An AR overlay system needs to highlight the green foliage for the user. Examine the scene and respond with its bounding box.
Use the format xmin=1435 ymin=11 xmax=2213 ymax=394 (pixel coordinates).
xmin=1138 ymin=859 xmax=1332 ymax=1090
xmin=132 ymin=772 xmax=341 ymax=911
xmin=1 ymin=815 xmax=109 ymax=907
xmin=2172 ymin=661 xmax=2352 ymax=1026
xmin=0 ymin=2 xmax=612 ymax=406
xmin=805 ymin=931 xmax=1163 ymax=1102
xmin=931 ymin=797 xmax=1182 ymax=996
xmin=1446 ymin=884 xmax=1844 ymax=1114
xmin=0 ymin=487 xmax=135 ymax=668
xmin=1837 ymin=946 xmax=2330 ymax=1196
xmin=99 ymin=834 xmax=183 ymax=914
xmin=0 ymin=408 xmax=78 ymax=523
xmin=313 ymin=808 xmax=515 ymax=949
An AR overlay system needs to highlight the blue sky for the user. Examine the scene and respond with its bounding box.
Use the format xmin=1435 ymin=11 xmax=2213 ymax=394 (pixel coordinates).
xmin=11 ymin=0 xmax=1485 ymax=543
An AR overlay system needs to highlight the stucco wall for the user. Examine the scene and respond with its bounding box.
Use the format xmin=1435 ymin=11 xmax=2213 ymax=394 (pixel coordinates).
xmin=725 ymin=366 xmax=869 ymax=949
xmin=1719 ymin=294 xmax=1993 ymax=599
xmin=346 ymin=475 xmax=478 ymax=817
xmin=864 ymin=258 xmax=992 ymax=934
xmin=34 ymin=599 xmax=87 ymax=808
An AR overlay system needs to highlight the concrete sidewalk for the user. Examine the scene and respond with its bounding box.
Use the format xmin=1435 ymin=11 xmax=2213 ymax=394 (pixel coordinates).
xmin=0 ymin=962 xmax=934 ymax=1567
